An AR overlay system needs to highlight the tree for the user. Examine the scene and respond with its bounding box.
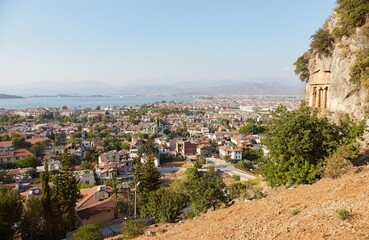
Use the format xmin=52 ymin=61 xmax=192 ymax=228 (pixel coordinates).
xmin=18 ymin=155 xmax=41 ymax=168
xmin=0 ymin=187 xmax=23 ymax=240
xmin=223 ymin=155 xmax=231 ymax=163
xmin=294 ymin=52 xmax=310 ymax=82
xmin=242 ymin=148 xmax=263 ymax=161
xmin=140 ymin=188 xmax=188 ymax=222
xmin=72 ymin=224 xmax=103 ymax=240
xmin=121 ymin=142 xmax=130 ymax=150
xmin=238 ymin=124 xmax=266 ymax=135
xmin=41 ymin=159 xmax=55 ymax=239
xmin=259 ymin=104 xmax=342 ymax=186
xmin=134 ymin=155 xmax=161 ymax=193
xmin=334 ymin=0 xmax=369 ymax=37
xmin=310 ymin=28 xmax=334 ymax=56
xmin=11 ymin=134 xmax=30 ymax=149
xmin=104 ymin=175 xmax=119 ymax=197
xmin=30 ymin=142 xmax=45 ymax=157
xmin=1 ymin=134 xmax=11 ymax=141
xmin=19 ymin=196 xmax=44 ymax=240
xmin=181 ymin=167 xmax=226 ymax=214
xmin=54 ymin=153 xmax=80 ymax=231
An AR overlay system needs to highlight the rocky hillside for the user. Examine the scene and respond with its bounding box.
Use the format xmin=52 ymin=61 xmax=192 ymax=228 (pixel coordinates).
xmin=135 ymin=167 xmax=369 ymax=240
xmin=295 ymin=1 xmax=369 ymax=120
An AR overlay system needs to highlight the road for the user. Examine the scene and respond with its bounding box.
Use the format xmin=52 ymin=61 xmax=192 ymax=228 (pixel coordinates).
xmin=206 ymin=157 xmax=255 ymax=181
xmin=157 ymin=160 xmax=255 ymax=181
xmin=158 ymin=167 xmax=186 ymax=175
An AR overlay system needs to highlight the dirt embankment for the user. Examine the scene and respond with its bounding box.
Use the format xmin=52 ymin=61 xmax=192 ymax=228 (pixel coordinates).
xmin=135 ymin=167 xmax=369 ymax=240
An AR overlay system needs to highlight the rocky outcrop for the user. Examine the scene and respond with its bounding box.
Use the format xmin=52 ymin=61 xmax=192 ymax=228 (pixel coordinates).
xmin=305 ymin=14 xmax=369 ymax=120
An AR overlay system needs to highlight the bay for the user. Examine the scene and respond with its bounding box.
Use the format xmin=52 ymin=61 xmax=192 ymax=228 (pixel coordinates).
xmin=0 ymin=96 xmax=195 ymax=109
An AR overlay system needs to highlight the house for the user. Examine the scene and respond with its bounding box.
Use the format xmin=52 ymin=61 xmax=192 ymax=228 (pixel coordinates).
xmin=5 ymin=168 xmax=32 ymax=182
xmin=141 ymin=154 xmax=160 ymax=168
xmin=175 ymin=141 xmax=197 ymax=156
xmin=157 ymin=144 xmax=170 ymax=156
xmin=196 ymin=144 xmax=212 ymax=157
xmin=74 ymin=170 xmax=95 ymax=185
xmin=230 ymin=135 xmax=256 ymax=148
xmin=96 ymin=150 xmax=133 ymax=181
xmin=187 ymin=128 xmax=202 ymax=137
xmin=0 ymin=148 xmax=34 ymax=162
xmin=142 ymin=123 xmax=157 ymax=134
xmin=36 ymin=158 xmax=62 ymax=172
xmin=87 ymin=110 xmax=106 ymax=118
xmin=77 ymin=186 xmax=115 ymax=226
xmin=129 ymin=140 xmax=142 ymax=158
xmin=219 ymin=146 xmax=242 ymax=161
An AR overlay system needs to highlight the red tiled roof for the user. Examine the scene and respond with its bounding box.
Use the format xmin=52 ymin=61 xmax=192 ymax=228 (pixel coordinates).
xmin=0 ymin=141 xmax=12 ymax=148
xmin=0 ymin=149 xmax=34 ymax=159
xmin=26 ymin=137 xmax=48 ymax=145
xmin=76 ymin=198 xmax=115 ymax=220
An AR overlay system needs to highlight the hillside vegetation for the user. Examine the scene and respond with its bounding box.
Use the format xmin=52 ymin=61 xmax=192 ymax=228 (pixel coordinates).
xmin=136 ymin=166 xmax=369 ymax=240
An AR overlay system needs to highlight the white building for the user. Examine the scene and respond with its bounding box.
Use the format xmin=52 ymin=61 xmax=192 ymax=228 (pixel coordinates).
xmin=74 ymin=169 xmax=95 ymax=185
xmin=219 ymin=146 xmax=242 ymax=161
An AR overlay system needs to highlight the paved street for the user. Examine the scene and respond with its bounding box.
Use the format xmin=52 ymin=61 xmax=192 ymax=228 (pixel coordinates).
xmin=206 ymin=157 xmax=255 ymax=181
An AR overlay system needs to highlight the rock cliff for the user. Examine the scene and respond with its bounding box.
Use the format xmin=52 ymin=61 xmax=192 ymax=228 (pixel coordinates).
xmin=300 ymin=12 xmax=369 ymax=120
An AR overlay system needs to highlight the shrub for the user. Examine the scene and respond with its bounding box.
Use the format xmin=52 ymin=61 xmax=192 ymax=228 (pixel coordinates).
xmin=260 ymin=104 xmax=341 ymax=187
xmin=325 ymin=156 xmax=353 ymax=179
xmin=310 ymin=28 xmax=335 ymax=56
xmin=334 ymin=0 xmax=369 ymax=37
xmin=235 ymin=160 xmax=254 ymax=172
xmin=121 ymin=220 xmax=147 ymax=239
xmin=290 ymin=208 xmax=300 ymax=216
xmin=228 ymin=182 xmax=247 ymax=199
xmin=184 ymin=210 xmax=197 ymax=219
xmin=294 ymin=52 xmax=310 ymax=82
xmin=337 ymin=208 xmax=350 ymax=220
xmin=350 ymin=48 xmax=369 ymax=85
xmin=324 ymin=142 xmax=358 ymax=179
xmin=232 ymin=175 xmax=241 ymax=181
xmin=140 ymin=188 xmax=188 ymax=222
xmin=72 ymin=224 xmax=103 ymax=240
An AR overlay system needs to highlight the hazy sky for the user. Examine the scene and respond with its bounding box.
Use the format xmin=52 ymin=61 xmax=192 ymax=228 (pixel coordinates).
xmin=0 ymin=0 xmax=336 ymax=87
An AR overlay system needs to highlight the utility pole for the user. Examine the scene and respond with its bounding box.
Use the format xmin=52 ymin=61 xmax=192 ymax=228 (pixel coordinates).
xmin=127 ymin=184 xmax=130 ymax=216
xmin=134 ymin=181 xmax=140 ymax=219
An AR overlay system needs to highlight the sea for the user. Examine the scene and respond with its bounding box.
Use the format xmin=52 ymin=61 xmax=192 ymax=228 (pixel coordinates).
xmin=0 ymin=96 xmax=196 ymax=109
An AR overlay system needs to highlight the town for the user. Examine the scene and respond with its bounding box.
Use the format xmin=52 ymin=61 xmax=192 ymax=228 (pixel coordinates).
xmin=0 ymin=96 xmax=300 ymax=239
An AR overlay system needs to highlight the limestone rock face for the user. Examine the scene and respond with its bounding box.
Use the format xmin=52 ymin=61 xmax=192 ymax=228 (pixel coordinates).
xmin=305 ymin=15 xmax=369 ymax=120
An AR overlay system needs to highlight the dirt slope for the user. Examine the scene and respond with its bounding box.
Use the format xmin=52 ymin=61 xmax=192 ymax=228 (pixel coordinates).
xmin=136 ymin=167 xmax=369 ymax=240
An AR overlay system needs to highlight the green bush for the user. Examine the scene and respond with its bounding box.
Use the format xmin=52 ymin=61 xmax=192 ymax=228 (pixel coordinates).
xmin=294 ymin=52 xmax=310 ymax=82
xmin=324 ymin=142 xmax=359 ymax=179
xmin=72 ymin=224 xmax=103 ymax=240
xmin=350 ymin=48 xmax=369 ymax=85
xmin=337 ymin=208 xmax=350 ymax=220
xmin=228 ymin=182 xmax=247 ymax=199
xmin=232 ymin=175 xmax=241 ymax=181
xmin=140 ymin=188 xmax=188 ymax=222
xmin=290 ymin=208 xmax=300 ymax=216
xmin=310 ymin=28 xmax=335 ymax=56
xmin=181 ymin=167 xmax=226 ymax=214
xmin=260 ymin=104 xmax=342 ymax=187
xmin=235 ymin=160 xmax=254 ymax=172
xmin=121 ymin=220 xmax=147 ymax=239
xmin=334 ymin=0 xmax=369 ymax=37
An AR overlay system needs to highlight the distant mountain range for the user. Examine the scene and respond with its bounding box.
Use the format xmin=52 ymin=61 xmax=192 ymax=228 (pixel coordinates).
xmin=0 ymin=93 xmax=23 ymax=99
xmin=1 ymin=80 xmax=304 ymax=97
